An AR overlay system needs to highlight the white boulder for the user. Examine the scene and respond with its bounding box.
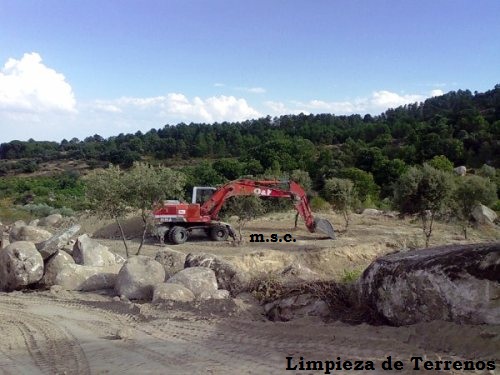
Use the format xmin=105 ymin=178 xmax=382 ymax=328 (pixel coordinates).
xmin=115 ymin=256 xmax=165 ymax=300
xmin=73 ymin=234 xmax=117 ymax=267
xmin=10 ymin=225 xmax=52 ymax=244
xmin=0 ymin=241 xmax=44 ymax=291
xmin=167 ymin=267 xmax=218 ymax=298
xmin=472 ymin=204 xmax=497 ymax=226
xmin=152 ymin=283 xmax=195 ymax=303
xmin=54 ymin=263 xmax=121 ymax=291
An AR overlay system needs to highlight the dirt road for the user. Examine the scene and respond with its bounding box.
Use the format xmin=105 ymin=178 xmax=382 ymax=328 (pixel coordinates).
xmin=0 ymin=290 xmax=498 ymax=375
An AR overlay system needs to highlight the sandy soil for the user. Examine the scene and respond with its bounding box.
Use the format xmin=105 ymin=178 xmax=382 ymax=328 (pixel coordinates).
xmin=0 ymin=212 xmax=499 ymax=374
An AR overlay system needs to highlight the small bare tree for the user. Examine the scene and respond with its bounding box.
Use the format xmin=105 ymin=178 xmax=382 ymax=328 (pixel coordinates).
xmin=224 ymin=196 xmax=265 ymax=244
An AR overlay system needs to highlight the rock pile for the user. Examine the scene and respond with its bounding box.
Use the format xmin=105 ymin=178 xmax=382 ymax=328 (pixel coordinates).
xmin=0 ymin=215 xmax=243 ymax=305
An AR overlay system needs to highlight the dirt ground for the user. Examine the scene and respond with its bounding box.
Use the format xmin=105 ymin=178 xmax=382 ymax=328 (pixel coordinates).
xmin=0 ymin=212 xmax=499 ymax=374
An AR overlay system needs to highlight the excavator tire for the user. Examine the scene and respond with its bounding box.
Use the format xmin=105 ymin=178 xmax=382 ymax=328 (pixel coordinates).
xmin=169 ymin=226 xmax=188 ymax=244
xmin=209 ymin=225 xmax=228 ymax=241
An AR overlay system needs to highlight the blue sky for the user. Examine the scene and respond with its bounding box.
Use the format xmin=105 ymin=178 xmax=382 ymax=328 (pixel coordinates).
xmin=1 ymin=0 xmax=499 ymax=142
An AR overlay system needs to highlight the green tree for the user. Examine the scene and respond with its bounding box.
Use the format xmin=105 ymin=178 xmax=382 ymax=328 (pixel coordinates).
xmin=428 ymin=155 xmax=454 ymax=172
xmin=454 ymin=175 xmax=497 ymax=238
xmin=84 ymin=165 xmax=132 ymax=257
xmin=336 ymin=167 xmax=380 ymax=206
xmin=323 ymin=177 xmax=354 ymax=230
xmin=393 ymin=164 xmax=455 ymax=247
xmin=125 ymin=162 xmax=186 ymax=254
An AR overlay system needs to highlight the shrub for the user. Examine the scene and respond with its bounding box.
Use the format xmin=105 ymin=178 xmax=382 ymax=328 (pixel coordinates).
xmin=323 ymin=177 xmax=354 ymax=230
xmin=310 ymin=196 xmax=331 ymax=212
xmin=454 ymin=174 xmax=497 ymax=238
xmin=428 ymin=155 xmax=454 ymax=172
xmin=393 ymin=164 xmax=455 ymax=247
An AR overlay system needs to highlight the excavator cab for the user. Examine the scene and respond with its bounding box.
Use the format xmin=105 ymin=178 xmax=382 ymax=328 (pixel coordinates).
xmin=191 ymin=187 xmax=217 ymax=205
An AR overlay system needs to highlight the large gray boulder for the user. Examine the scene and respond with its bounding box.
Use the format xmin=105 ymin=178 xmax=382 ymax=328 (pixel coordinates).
xmin=359 ymin=242 xmax=500 ymax=325
xmin=152 ymin=283 xmax=195 ymax=303
xmin=73 ymin=234 xmax=117 ymax=267
xmin=167 ymin=267 xmax=218 ymax=298
xmin=42 ymin=250 xmax=76 ymax=286
xmin=10 ymin=225 xmax=52 ymax=244
xmin=472 ymin=204 xmax=498 ymax=226
xmin=154 ymin=247 xmax=186 ymax=280
xmin=264 ymin=294 xmax=330 ymax=322
xmin=39 ymin=213 xmax=63 ymax=227
xmin=36 ymin=224 xmax=81 ymax=260
xmin=54 ymin=263 xmax=121 ymax=291
xmin=0 ymin=241 xmax=44 ymax=291
xmin=115 ymin=256 xmax=165 ymax=300
xmin=184 ymin=253 xmax=249 ymax=295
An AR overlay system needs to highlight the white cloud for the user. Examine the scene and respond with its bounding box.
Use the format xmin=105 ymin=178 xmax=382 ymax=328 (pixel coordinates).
xmin=430 ymin=89 xmax=444 ymax=97
xmin=370 ymin=90 xmax=423 ymax=108
xmin=237 ymin=86 xmax=266 ymax=94
xmin=0 ymin=52 xmax=76 ymax=113
xmin=99 ymin=93 xmax=260 ymax=123
xmin=267 ymin=90 xmax=429 ymax=116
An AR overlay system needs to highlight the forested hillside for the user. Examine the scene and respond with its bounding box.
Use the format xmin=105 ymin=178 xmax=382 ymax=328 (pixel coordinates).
xmin=0 ymin=85 xmax=499 ymax=211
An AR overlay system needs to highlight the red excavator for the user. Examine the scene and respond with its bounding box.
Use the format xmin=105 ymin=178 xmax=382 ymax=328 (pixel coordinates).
xmin=152 ymin=179 xmax=336 ymax=244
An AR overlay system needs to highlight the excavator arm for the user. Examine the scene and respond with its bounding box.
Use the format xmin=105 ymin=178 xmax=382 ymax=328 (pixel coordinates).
xmin=200 ymin=179 xmax=336 ymax=239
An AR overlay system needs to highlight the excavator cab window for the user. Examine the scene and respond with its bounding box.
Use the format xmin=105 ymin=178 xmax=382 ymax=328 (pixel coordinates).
xmin=192 ymin=187 xmax=216 ymax=204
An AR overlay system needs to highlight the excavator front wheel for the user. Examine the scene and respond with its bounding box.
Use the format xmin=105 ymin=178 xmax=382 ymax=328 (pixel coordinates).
xmin=209 ymin=225 xmax=228 ymax=241
xmin=169 ymin=226 xmax=188 ymax=244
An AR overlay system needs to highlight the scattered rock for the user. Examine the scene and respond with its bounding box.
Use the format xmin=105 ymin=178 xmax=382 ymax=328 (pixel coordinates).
xmin=472 ymin=204 xmax=498 ymax=226
xmin=36 ymin=224 xmax=81 ymax=260
xmin=10 ymin=225 xmax=52 ymax=244
xmin=1 ymin=232 xmax=9 ymax=249
xmin=358 ymin=242 xmax=500 ymax=325
xmin=184 ymin=253 xmax=249 ymax=295
xmin=280 ymin=264 xmax=319 ymax=281
xmin=152 ymin=283 xmax=195 ymax=303
xmin=115 ymin=327 xmax=133 ymax=340
xmin=0 ymin=241 xmax=44 ymax=291
xmin=167 ymin=267 xmax=218 ymax=298
xmin=73 ymin=234 xmax=117 ymax=267
xmin=264 ymin=293 xmax=330 ymax=321
xmin=114 ymin=253 xmax=126 ymax=264
xmin=199 ymin=289 xmax=230 ymax=300
xmin=362 ymin=208 xmax=383 ymax=216
xmin=39 ymin=213 xmax=63 ymax=227
xmin=54 ymin=263 xmax=121 ymax=291
xmin=42 ymin=250 xmax=76 ymax=286
xmin=154 ymin=247 xmax=186 ymax=280
xmin=454 ymin=166 xmax=467 ymax=176
xmin=28 ymin=219 xmax=40 ymax=226
xmin=115 ymin=256 xmax=165 ymax=300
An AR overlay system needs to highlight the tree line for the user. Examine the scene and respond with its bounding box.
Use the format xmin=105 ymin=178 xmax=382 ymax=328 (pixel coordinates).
xmin=0 ymin=84 xmax=499 ymax=232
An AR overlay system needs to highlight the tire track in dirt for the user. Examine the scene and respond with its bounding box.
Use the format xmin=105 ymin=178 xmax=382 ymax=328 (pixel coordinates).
xmin=0 ymin=305 xmax=90 ymax=375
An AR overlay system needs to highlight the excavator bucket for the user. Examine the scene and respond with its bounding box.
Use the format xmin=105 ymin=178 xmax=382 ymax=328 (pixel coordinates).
xmin=314 ymin=218 xmax=336 ymax=239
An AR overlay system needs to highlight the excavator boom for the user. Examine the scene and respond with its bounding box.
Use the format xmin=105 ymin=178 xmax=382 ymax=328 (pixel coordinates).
xmin=201 ymin=179 xmax=336 ymax=239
